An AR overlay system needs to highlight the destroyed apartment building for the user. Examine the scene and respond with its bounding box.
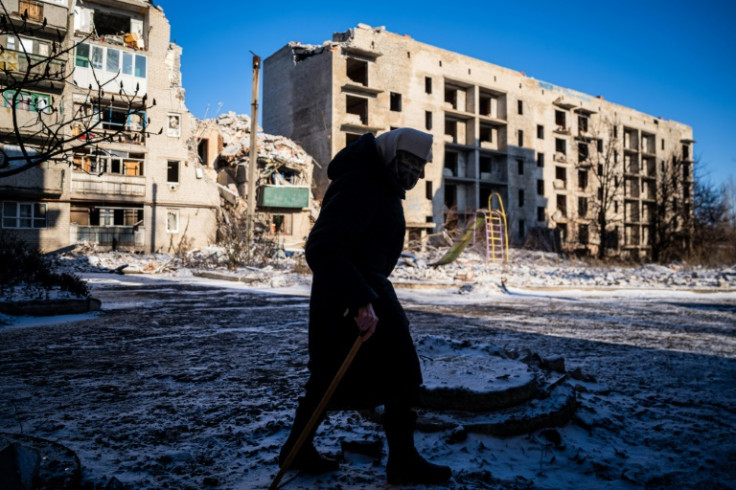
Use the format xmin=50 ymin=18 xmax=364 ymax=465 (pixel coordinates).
xmin=196 ymin=112 xmax=316 ymax=247
xmin=264 ymin=24 xmax=695 ymax=259
xmin=0 ymin=0 xmax=219 ymax=253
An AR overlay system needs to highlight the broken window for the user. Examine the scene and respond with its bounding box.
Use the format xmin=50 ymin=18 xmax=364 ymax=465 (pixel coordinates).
xmin=537 ymin=125 xmax=544 ymax=139
xmin=94 ymin=9 xmax=133 ymax=37
xmin=390 ymin=92 xmax=402 ymax=112
xmin=167 ymin=161 xmax=179 ymax=184
xmin=346 ymin=95 xmax=368 ymax=125
xmin=425 ymin=76 xmax=432 ymax=94
xmin=166 ymin=209 xmax=179 ymax=233
xmin=425 ymin=111 xmax=432 ymax=130
xmin=556 ymin=195 xmax=567 ymax=217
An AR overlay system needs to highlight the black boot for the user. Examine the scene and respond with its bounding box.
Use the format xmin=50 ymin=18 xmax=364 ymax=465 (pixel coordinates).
xmin=278 ymin=397 xmax=339 ymax=474
xmin=383 ymin=408 xmax=452 ymax=485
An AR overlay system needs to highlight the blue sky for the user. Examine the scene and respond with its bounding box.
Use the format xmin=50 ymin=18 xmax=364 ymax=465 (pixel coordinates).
xmin=158 ymin=0 xmax=735 ymax=187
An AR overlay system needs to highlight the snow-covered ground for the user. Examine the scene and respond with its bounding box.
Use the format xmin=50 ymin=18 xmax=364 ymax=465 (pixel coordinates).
xmin=1 ymin=249 xmax=735 ymax=488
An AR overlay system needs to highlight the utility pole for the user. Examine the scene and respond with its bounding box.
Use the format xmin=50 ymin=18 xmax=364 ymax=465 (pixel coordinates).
xmin=246 ymin=53 xmax=261 ymax=261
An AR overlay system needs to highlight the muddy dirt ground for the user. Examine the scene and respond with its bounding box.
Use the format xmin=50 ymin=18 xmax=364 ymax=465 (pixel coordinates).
xmin=1 ymin=274 xmax=735 ymax=489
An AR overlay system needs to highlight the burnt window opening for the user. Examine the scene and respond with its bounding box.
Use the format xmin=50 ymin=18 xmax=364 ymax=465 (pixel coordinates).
xmin=346 ymin=95 xmax=368 ymax=125
xmin=425 ymin=111 xmax=432 ymax=130
xmin=556 ymin=195 xmax=567 ymax=217
xmin=390 ymin=92 xmax=402 ymax=112
xmin=537 ymin=125 xmax=544 ymax=139
xmin=346 ymin=58 xmax=368 ymax=86
xmin=425 ymin=76 xmax=432 ymax=94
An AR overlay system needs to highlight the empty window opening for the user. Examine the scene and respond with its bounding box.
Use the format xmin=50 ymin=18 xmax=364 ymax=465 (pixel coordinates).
xmin=613 ymin=125 xmax=618 ymax=138
xmin=537 ymin=152 xmax=545 ymax=167
xmin=479 ymin=125 xmax=493 ymax=144
xmin=346 ymin=95 xmax=368 ymax=125
xmin=444 ymin=151 xmax=459 ymax=177
xmin=537 ymin=179 xmax=545 ymax=196
xmin=578 ymin=169 xmax=588 ymax=190
xmin=197 ymin=139 xmax=209 ymax=165
xmin=578 ymin=197 xmax=588 ymax=217
xmin=425 ymin=111 xmax=432 ymax=130
xmin=426 ymin=181 xmax=433 ymax=200
xmin=444 ymin=119 xmax=458 ymax=143
xmin=537 ymin=206 xmax=545 ymax=222
xmin=390 ymin=92 xmax=402 ymax=112
xmin=444 ymin=86 xmax=457 ymax=109
xmin=479 ymin=94 xmax=491 ymax=116
xmin=579 ymin=224 xmax=589 ymax=244
xmin=597 ymin=139 xmax=603 ymax=153
xmin=578 ymin=142 xmax=589 ymax=163
xmin=537 ymin=124 xmax=544 ymax=139
xmin=556 ymin=195 xmax=567 ymax=217
xmin=518 ymin=189 xmax=525 ymax=207
xmin=93 ymin=10 xmax=132 ymax=37
xmin=444 ymin=183 xmax=456 ymax=209
xmin=517 ymin=158 xmax=524 ymax=175
xmin=555 ymin=166 xmax=567 ymax=187
xmin=578 ymin=115 xmax=589 ymax=133
xmin=167 ymin=160 xmax=179 ymax=184
xmin=517 ymin=129 xmax=524 ymax=147
xmin=555 ymin=110 xmax=566 ymax=129
xmin=425 ymin=76 xmax=432 ymax=94
xmin=517 ymin=100 xmax=524 ymax=115
xmin=518 ymin=220 xmax=525 ymax=239
xmin=556 ymin=138 xmax=567 ymax=155
xmin=479 ymin=156 xmax=492 ymax=176
xmin=346 ymin=58 xmax=368 ymax=86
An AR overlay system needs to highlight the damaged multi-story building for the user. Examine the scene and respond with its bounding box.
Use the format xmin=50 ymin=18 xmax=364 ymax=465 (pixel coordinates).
xmin=1 ymin=0 xmax=219 ymax=252
xmin=264 ymin=24 xmax=695 ymax=259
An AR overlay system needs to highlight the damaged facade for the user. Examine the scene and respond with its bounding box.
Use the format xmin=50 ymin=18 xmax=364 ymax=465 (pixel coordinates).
xmin=0 ymin=0 xmax=219 ymax=252
xmin=197 ymin=112 xmax=315 ymax=248
xmin=263 ymin=24 xmax=695 ymax=259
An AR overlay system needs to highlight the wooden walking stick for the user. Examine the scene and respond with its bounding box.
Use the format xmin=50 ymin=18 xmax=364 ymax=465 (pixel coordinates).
xmin=269 ymin=334 xmax=364 ymax=490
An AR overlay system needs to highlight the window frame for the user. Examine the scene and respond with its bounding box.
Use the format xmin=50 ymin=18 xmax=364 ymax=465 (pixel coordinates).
xmin=2 ymin=201 xmax=47 ymax=229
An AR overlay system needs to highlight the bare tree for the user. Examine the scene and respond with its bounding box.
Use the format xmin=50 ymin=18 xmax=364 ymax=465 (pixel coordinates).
xmin=0 ymin=4 xmax=157 ymax=178
xmin=649 ymin=151 xmax=693 ymax=262
xmin=576 ymin=115 xmax=624 ymax=259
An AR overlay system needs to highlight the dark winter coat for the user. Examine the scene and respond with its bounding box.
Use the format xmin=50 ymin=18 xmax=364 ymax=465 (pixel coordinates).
xmin=304 ymin=133 xmax=422 ymax=409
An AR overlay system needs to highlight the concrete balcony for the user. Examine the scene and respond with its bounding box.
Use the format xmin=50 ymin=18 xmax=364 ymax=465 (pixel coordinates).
xmin=0 ymin=163 xmax=65 ymax=197
xmin=4 ymin=0 xmax=69 ymax=33
xmin=71 ymin=172 xmax=146 ymax=200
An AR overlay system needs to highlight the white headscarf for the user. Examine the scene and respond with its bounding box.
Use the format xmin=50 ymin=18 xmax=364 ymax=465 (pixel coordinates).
xmin=375 ymin=128 xmax=433 ymax=165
